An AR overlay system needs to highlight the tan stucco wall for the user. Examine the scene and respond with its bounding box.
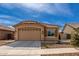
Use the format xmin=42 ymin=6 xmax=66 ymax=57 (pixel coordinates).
xmin=15 ymin=23 xmax=44 ymax=40
xmin=14 ymin=21 xmax=59 ymax=41
xmin=63 ymin=25 xmax=75 ymax=34
xmin=63 ymin=25 xmax=75 ymax=39
xmin=0 ymin=30 xmax=14 ymax=40
xmin=45 ymin=27 xmax=59 ymax=40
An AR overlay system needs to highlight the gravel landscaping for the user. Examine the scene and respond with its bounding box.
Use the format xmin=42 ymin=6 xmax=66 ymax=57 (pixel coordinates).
xmin=41 ymin=40 xmax=73 ymax=48
xmin=41 ymin=43 xmax=73 ymax=48
xmin=41 ymin=52 xmax=79 ymax=56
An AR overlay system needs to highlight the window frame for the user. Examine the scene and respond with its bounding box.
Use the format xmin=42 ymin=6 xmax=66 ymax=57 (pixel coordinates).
xmin=47 ymin=29 xmax=55 ymax=36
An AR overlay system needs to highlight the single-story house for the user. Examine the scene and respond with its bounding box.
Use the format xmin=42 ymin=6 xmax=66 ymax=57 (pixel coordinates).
xmin=0 ymin=24 xmax=15 ymax=40
xmin=62 ymin=23 xmax=79 ymax=40
xmin=14 ymin=20 xmax=59 ymax=43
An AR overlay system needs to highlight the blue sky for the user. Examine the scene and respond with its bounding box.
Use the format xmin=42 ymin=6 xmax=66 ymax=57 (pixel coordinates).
xmin=0 ymin=3 xmax=79 ymax=27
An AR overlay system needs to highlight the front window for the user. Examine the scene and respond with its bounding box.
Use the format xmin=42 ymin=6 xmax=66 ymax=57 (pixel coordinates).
xmin=47 ymin=30 xmax=55 ymax=36
xmin=66 ymin=34 xmax=71 ymax=39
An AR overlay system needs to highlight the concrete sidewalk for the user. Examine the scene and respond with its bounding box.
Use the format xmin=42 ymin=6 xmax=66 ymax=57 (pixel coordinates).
xmin=0 ymin=48 xmax=79 ymax=55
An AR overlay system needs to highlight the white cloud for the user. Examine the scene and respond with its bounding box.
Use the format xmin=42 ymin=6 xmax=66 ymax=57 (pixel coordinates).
xmin=0 ymin=3 xmax=73 ymax=17
xmin=21 ymin=3 xmax=73 ymax=17
xmin=1 ymin=4 xmax=15 ymax=9
xmin=8 ymin=26 xmax=15 ymax=29
xmin=0 ymin=15 xmax=22 ymax=25
xmin=0 ymin=19 xmax=11 ymax=24
xmin=0 ymin=15 xmax=22 ymax=21
xmin=0 ymin=15 xmax=11 ymax=18
xmin=54 ymin=4 xmax=74 ymax=17
xmin=42 ymin=21 xmax=51 ymax=24
xmin=21 ymin=3 xmax=47 ymax=11
xmin=21 ymin=3 xmax=57 ymax=14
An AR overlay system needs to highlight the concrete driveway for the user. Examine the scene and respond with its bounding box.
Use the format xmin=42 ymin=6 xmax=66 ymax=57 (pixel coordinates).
xmin=0 ymin=41 xmax=41 ymax=49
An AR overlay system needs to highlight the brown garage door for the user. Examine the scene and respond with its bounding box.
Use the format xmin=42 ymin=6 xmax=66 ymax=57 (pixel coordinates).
xmin=18 ymin=27 xmax=41 ymax=40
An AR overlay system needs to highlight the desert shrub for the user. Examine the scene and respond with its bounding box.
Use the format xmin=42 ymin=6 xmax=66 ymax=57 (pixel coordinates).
xmin=43 ymin=43 xmax=49 ymax=48
xmin=70 ymin=28 xmax=79 ymax=47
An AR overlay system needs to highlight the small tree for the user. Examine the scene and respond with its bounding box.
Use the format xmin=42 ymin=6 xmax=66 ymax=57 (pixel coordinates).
xmin=70 ymin=27 xmax=79 ymax=47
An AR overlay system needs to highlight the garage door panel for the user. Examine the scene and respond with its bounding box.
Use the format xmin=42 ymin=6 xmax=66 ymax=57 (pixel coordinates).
xmin=18 ymin=28 xmax=41 ymax=40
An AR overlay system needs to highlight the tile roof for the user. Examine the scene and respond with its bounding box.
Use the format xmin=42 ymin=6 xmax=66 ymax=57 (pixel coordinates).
xmin=68 ymin=23 xmax=79 ymax=28
xmin=13 ymin=20 xmax=60 ymax=27
xmin=0 ymin=24 xmax=15 ymax=31
xmin=62 ymin=23 xmax=79 ymax=32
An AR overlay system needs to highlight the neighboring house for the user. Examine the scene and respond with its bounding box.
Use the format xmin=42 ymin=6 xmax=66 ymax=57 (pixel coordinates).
xmin=62 ymin=23 xmax=79 ymax=40
xmin=14 ymin=20 xmax=59 ymax=43
xmin=0 ymin=25 xmax=15 ymax=40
